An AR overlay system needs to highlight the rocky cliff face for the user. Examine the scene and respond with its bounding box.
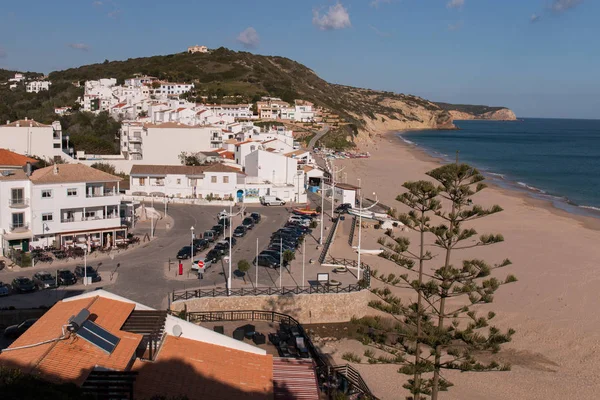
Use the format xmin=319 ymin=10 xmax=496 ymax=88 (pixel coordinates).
xmin=448 ymin=108 xmax=517 ymax=121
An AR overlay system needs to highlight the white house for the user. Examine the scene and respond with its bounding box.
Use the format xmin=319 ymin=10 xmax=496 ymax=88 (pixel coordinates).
xmin=188 ymin=45 xmax=208 ymax=53
xmin=332 ymin=183 xmax=358 ymax=207
xmin=284 ymin=149 xmax=313 ymax=165
xmin=26 ymin=80 xmax=51 ymax=93
xmin=206 ymin=104 xmax=252 ymax=119
xmin=8 ymin=73 xmax=25 ymax=83
xmin=0 ymin=119 xmax=64 ymax=162
xmin=152 ymin=82 xmax=194 ymax=97
xmin=1 ymin=163 xmax=126 ymax=255
xmin=129 ymin=164 xmax=244 ymax=201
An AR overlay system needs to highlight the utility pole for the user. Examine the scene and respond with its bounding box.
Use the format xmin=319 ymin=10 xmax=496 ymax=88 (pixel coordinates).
xmin=320 ymin=179 xmax=324 ymax=245
xmin=356 ymin=192 xmax=378 ymax=281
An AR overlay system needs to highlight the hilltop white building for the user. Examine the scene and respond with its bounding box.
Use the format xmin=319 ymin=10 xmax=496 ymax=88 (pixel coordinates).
xmin=188 ymin=45 xmax=209 ymax=53
xmin=26 ymin=80 xmax=51 ymax=93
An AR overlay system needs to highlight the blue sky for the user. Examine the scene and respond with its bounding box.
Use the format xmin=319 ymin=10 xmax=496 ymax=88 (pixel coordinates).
xmin=0 ymin=0 xmax=597 ymax=119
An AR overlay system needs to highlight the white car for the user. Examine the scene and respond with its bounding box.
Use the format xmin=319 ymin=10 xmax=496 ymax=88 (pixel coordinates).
xmin=191 ymin=258 xmax=212 ymax=272
xmin=261 ymin=196 xmax=286 ymax=206
xmin=288 ymin=215 xmax=310 ymax=227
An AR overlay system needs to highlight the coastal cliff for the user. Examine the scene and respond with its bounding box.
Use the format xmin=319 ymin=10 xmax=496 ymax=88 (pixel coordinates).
xmin=436 ymin=102 xmax=517 ymax=121
xmin=448 ymin=108 xmax=517 ymax=121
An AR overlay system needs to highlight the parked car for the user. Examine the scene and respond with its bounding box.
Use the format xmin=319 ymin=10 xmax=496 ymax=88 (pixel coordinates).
xmin=260 ymin=250 xmax=282 ymax=260
xmin=11 ymin=277 xmax=36 ymax=293
xmin=269 ymin=241 xmax=296 ymax=252
xmin=211 ymin=225 xmax=225 ymax=236
xmin=3 ymin=318 xmax=38 ymax=339
xmin=0 ymin=282 xmax=10 ymax=297
xmin=222 ymin=236 xmax=237 ymax=247
xmin=191 ymin=257 xmax=212 ymax=272
xmin=74 ymin=266 xmax=102 ymax=283
xmin=32 ymin=272 xmax=57 ymax=290
xmin=288 ymin=215 xmax=310 ymax=227
xmin=218 ymin=216 xmax=230 ymax=227
xmin=277 ymin=228 xmax=304 ymax=237
xmin=242 ymin=217 xmax=255 ymax=230
xmin=203 ymin=230 xmax=217 ymax=242
xmin=213 ymin=241 xmax=231 ymax=255
xmin=250 ymin=212 xmax=261 ymax=223
xmin=57 ymin=269 xmax=77 ymax=286
xmin=261 ymin=196 xmax=286 ymax=206
xmin=271 ymin=233 xmax=299 ymax=245
xmin=193 ymin=239 xmax=210 ymax=251
xmin=284 ymin=223 xmax=312 ymax=234
xmin=253 ymin=254 xmax=281 ymax=268
xmin=335 ymin=203 xmax=353 ymax=213
xmin=205 ymin=249 xmax=222 ymax=263
xmin=176 ymin=246 xmax=197 ymax=260
xmin=233 ymin=225 xmax=247 ymax=237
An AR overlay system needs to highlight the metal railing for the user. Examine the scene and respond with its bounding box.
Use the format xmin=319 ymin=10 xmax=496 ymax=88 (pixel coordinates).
xmin=318 ymin=216 xmax=339 ymax=264
xmin=182 ymin=309 xmax=377 ymax=399
xmin=9 ymin=223 xmax=29 ymax=232
xmin=348 ymin=215 xmax=357 ymax=246
xmin=172 ymin=283 xmax=364 ymax=302
xmin=9 ymin=198 xmax=29 ymax=208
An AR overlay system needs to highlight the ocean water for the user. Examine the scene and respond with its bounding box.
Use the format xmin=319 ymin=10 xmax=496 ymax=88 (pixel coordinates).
xmin=400 ymin=118 xmax=600 ymax=218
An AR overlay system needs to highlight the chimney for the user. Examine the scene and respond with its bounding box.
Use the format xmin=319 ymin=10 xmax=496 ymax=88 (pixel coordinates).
xmin=53 ymin=164 xmax=59 ymax=175
xmin=6 ymin=120 xmax=9 ymax=125
xmin=25 ymin=162 xmax=32 ymax=177
xmin=16 ymin=122 xmax=20 ymax=127
xmin=24 ymin=117 xmax=28 ymax=121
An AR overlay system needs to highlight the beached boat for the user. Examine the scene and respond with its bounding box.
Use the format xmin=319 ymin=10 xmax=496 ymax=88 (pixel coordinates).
xmin=293 ymin=207 xmax=319 ymax=216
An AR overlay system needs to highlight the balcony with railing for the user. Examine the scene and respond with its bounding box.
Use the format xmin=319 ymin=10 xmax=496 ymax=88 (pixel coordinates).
xmin=129 ymin=135 xmax=142 ymax=143
xmin=9 ymin=198 xmax=29 ymax=208
xmin=9 ymin=223 xmax=29 ymax=232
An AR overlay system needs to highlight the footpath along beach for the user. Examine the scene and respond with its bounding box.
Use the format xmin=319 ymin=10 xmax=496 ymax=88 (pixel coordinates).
xmin=321 ymin=131 xmax=600 ymax=400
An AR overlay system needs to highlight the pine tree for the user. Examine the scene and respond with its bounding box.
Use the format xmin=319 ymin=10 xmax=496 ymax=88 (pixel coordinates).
xmin=360 ymin=163 xmax=517 ymax=399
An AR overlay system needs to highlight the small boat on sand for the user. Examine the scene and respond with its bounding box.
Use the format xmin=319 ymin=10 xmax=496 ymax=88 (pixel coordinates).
xmin=293 ymin=207 xmax=319 ymax=216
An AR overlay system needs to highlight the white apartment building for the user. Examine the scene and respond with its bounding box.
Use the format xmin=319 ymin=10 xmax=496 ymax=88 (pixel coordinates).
xmin=245 ymin=149 xmax=299 ymax=186
xmin=206 ymin=104 xmax=252 ymax=119
xmin=124 ymin=75 xmax=157 ymax=87
xmin=1 ymin=163 xmax=126 ymax=255
xmin=119 ymin=122 xmax=220 ymax=163
xmin=129 ymin=164 xmax=244 ymax=200
xmin=8 ymin=73 xmax=25 ymax=83
xmin=0 ymin=119 xmax=64 ymax=161
xmin=152 ymin=82 xmax=194 ymax=97
xmin=256 ymin=99 xmax=315 ymax=122
xmin=26 ymin=80 xmax=51 ymax=93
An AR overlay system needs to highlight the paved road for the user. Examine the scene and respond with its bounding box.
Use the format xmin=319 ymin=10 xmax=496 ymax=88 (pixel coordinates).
xmin=307 ymin=124 xmax=330 ymax=150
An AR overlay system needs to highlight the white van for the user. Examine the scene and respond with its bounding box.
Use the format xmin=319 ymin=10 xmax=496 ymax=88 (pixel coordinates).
xmin=261 ymin=196 xmax=286 ymax=206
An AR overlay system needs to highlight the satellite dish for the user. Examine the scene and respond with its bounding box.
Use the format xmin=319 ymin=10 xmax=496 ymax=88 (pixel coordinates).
xmin=172 ymin=324 xmax=183 ymax=337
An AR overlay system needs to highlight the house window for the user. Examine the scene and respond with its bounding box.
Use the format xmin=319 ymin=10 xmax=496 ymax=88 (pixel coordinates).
xmin=12 ymin=213 xmax=24 ymax=228
xmin=139 ymin=177 xmax=146 ymax=186
xmin=41 ymin=189 xmax=52 ymax=198
xmin=42 ymin=213 xmax=53 ymax=222
xmin=211 ymin=176 xmax=217 ymax=183
xmin=67 ymin=188 xmax=77 ymax=197
xmin=223 ymin=176 xmax=229 ymax=183
xmin=85 ymin=211 xmax=96 ymax=219
xmin=176 ymin=179 xmax=181 ymax=184
xmin=11 ymin=188 xmax=24 ymax=204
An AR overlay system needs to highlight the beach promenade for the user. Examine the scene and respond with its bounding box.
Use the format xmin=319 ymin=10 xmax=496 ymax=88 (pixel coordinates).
xmin=320 ymin=132 xmax=600 ymax=400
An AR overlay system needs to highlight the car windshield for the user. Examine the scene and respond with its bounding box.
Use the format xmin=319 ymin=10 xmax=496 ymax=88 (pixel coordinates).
xmin=38 ymin=274 xmax=52 ymax=280
xmin=59 ymin=270 xmax=72 ymax=276
xmin=16 ymin=278 xmax=30 ymax=284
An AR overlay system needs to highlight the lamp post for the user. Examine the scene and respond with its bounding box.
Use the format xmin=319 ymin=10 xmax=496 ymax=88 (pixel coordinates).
xmin=190 ymin=226 xmax=194 ymax=269
xmin=356 ymin=192 xmax=378 ymax=281
xmin=223 ymin=204 xmax=245 ymax=295
xmin=256 ymin=238 xmax=259 ymax=288
xmin=279 ymin=237 xmax=283 ymax=289
xmin=330 ymin=164 xmax=345 ymax=219
xmin=357 ymin=178 xmax=361 ymax=202
xmin=320 ymin=179 xmax=324 ymax=245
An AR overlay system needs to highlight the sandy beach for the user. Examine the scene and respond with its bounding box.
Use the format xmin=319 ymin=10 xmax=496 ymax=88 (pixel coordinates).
xmin=321 ymin=131 xmax=600 ymax=399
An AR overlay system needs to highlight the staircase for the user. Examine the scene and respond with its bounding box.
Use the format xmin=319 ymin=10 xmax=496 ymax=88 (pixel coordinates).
xmin=348 ymin=215 xmax=357 ymax=246
xmin=273 ymin=358 xmax=320 ymax=400
xmin=318 ymin=217 xmax=339 ymax=264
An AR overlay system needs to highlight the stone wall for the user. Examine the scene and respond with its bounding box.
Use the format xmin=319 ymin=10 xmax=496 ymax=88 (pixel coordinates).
xmin=170 ymin=290 xmax=371 ymax=324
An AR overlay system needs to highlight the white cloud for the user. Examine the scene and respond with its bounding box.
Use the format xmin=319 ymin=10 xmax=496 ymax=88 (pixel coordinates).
xmin=550 ymin=0 xmax=583 ymax=12
xmin=313 ymin=2 xmax=351 ymax=31
xmin=369 ymin=0 xmax=392 ymax=8
xmin=0 ymin=48 xmax=6 ymax=58
xmin=530 ymin=13 xmax=541 ymax=22
xmin=67 ymin=43 xmax=90 ymax=52
xmin=448 ymin=21 xmax=463 ymax=31
xmin=447 ymin=0 xmax=465 ymax=9
xmin=236 ymin=27 xmax=260 ymax=49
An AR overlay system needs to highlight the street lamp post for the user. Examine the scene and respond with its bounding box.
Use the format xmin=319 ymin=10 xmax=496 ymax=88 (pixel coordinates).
xmin=190 ymin=226 xmax=194 ymax=269
xmin=320 ymin=179 xmax=324 ymax=245
xmin=223 ymin=204 xmax=245 ymax=295
xmin=356 ymin=192 xmax=378 ymax=281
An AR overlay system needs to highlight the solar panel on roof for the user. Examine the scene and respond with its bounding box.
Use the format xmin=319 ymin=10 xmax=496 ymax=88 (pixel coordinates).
xmin=77 ymin=320 xmax=120 ymax=354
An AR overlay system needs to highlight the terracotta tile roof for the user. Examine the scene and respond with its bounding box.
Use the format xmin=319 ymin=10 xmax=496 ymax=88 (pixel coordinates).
xmin=0 ymin=168 xmax=28 ymax=181
xmin=130 ymin=163 xmax=243 ymax=176
xmin=235 ymin=140 xmax=254 ymax=146
xmin=224 ymin=139 xmax=238 ymax=144
xmin=133 ymin=335 xmax=273 ymax=400
xmin=0 ymin=297 xmax=141 ymax=385
xmin=1 ymin=119 xmax=50 ymax=128
xmin=30 ymin=164 xmax=122 ymax=184
xmin=0 ymin=149 xmax=38 ymax=167
xmin=302 ymin=165 xmax=315 ymax=172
